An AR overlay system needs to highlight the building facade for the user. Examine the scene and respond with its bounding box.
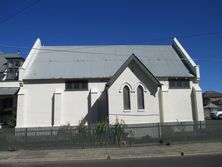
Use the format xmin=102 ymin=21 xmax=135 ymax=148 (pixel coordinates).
xmin=0 ymin=51 xmax=24 ymax=127
xmin=16 ymin=38 xmax=204 ymax=128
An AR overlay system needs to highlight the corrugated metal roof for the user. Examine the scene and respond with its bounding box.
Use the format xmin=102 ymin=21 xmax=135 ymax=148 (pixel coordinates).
xmin=0 ymin=87 xmax=19 ymax=95
xmin=24 ymin=45 xmax=194 ymax=80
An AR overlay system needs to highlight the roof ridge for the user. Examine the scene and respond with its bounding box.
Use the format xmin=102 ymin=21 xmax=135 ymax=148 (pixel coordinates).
xmin=41 ymin=45 xmax=172 ymax=47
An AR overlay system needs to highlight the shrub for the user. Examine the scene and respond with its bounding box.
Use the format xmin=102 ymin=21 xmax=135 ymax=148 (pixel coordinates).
xmin=7 ymin=110 xmax=16 ymax=128
xmin=77 ymin=119 xmax=87 ymax=137
xmin=8 ymin=145 xmax=16 ymax=152
xmin=94 ymin=120 xmax=109 ymax=136
xmin=113 ymin=119 xmax=126 ymax=145
xmin=58 ymin=123 xmax=72 ymax=135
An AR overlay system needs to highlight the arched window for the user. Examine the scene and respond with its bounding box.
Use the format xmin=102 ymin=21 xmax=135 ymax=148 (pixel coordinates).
xmin=137 ymin=85 xmax=144 ymax=109
xmin=123 ymin=85 xmax=131 ymax=110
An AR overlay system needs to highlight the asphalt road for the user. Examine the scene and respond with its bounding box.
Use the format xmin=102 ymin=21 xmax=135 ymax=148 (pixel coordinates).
xmin=1 ymin=154 xmax=222 ymax=167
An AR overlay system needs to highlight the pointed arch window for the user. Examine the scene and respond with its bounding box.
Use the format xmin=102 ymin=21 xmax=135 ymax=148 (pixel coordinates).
xmin=123 ymin=85 xmax=131 ymax=110
xmin=137 ymin=85 xmax=145 ymax=109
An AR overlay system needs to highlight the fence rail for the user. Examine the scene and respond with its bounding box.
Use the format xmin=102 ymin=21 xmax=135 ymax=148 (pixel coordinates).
xmin=0 ymin=120 xmax=222 ymax=151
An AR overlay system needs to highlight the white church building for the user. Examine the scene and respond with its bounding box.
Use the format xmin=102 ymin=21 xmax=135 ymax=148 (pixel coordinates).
xmin=16 ymin=38 xmax=204 ymax=128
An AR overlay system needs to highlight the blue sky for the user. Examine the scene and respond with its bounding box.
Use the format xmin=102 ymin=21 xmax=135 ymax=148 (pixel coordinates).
xmin=0 ymin=0 xmax=222 ymax=92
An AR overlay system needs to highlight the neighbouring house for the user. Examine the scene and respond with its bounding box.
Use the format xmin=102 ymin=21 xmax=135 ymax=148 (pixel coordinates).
xmin=203 ymin=91 xmax=222 ymax=119
xmin=203 ymin=91 xmax=222 ymax=106
xmin=16 ymin=38 xmax=204 ymax=128
xmin=0 ymin=51 xmax=24 ymax=127
xmin=204 ymin=103 xmax=220 ymax=119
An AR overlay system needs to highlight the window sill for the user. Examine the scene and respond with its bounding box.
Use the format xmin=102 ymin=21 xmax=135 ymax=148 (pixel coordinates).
xmin=137 ymin=109 xmax=145 ymax=112
xmin=123 ymin=110 xmax=131 ymax=113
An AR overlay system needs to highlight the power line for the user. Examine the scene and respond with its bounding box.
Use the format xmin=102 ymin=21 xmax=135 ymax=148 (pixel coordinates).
xmin=30 ymin=47 xmax=222 ymax=63
xmin=0 ymin=29 xmax=222 ymax=48
xmin=0 ymin=0 xmax=40 ymax=25
xmin=147 ymin=32 xmax=222 ymax=43
xmin=0 ymin=28 xmax=222 ymax=48
xmin=1 ymin=44 xmax=222 ymax=63
xmin=0 ymin=31 xmax=222 ymax=63
xmin=177 ymin=31 xmax=222 ymax=39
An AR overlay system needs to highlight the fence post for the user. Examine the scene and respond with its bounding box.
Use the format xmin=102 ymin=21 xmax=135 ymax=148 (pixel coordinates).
xmin=25 ymin=128 xmax=27 ymax=148
xmin=199 ymin=121 xmax=204 ymax=141
xmin=157 ymin=123 xmax=162 ymax=143
xmin=157 ymin=123 xmax=160 ymax=140
xmin=51 ymin=128 xmax=53 ymax=136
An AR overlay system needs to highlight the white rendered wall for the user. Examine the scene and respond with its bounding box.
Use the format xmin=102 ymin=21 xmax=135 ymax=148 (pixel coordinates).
xmin=62 ymin=90 xmax=88 ymax=125
xmin=163 ymin=88 xmax=193 ymax=122
xmin=16 ymin=81 xmax=106 ymax=128
xmin=159 ymin=80 xmax=204 ymax=122
xmin=53 ymin=89 xmax=62 ymax=126
xmin=17 ymin=83 xmax=64 ymax=127
xmin=62 ymin=82 xmax=106 ymax=125
xmin=16 ymin=88 xmax=26 ymax=127
xmin=191 ymin=84 xmax=205 ymax=121
xmin=108 ymin=61 xmax=160 ymax=125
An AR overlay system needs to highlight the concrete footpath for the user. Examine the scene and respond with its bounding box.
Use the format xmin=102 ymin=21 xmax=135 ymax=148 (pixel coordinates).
xmin=0 ymin=142 xmax=222 ymax=163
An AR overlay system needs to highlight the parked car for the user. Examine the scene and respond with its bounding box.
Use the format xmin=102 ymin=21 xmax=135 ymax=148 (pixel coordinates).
xmin=210 ymin=109 xmax=222 ymax=119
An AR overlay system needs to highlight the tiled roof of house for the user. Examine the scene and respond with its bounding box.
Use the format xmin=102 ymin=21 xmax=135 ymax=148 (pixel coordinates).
xmin=0 ymin=55 xmax=7 ymax=73
xmin=0 ymin=87 xmax=19 ymax=95
xmin=3 ymin=53 xmax=24 ymax=59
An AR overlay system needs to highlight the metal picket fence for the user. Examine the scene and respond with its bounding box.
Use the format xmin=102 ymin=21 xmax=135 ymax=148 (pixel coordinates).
xmin=0 ymin=120 xmax=222 ymax=151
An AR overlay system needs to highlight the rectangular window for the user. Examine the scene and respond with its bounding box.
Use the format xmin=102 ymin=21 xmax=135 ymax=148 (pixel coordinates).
xmin=65 ymin=80 xmax=88 ymax=91
xmin=8 ymin=61 xmax=14 ymax=68
xmin=15 ymin=61 xmax=20 ymax=67
xmin=169 ymin=79 xmax=190 ymax=89
xmin=6 ymin=69 xmax=18 ymax=80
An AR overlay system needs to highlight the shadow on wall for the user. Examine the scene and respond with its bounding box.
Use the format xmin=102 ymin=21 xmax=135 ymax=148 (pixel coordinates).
xmin=50 ymin=90 xmax=108 ymax=126
xmin=129 ymin=61 xmax=158 ymax=97
xmin=86 ymin=92 xmax=91 ymax=123
xmin=190 ymin=88 xmax=198 ymax=121
xmin=51 ymin=95 xmax=54 ymax=126
xmin=87 ymin=90 xmax=108 ymax=125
